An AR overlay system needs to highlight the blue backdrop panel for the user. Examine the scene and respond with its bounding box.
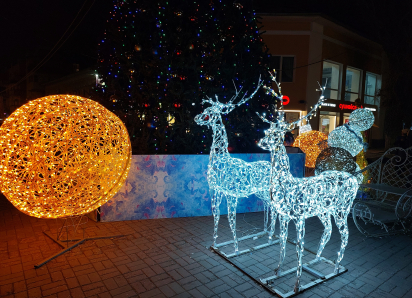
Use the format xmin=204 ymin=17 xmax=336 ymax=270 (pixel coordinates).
xmin=100 ymin=153 xmax=305 ymax=222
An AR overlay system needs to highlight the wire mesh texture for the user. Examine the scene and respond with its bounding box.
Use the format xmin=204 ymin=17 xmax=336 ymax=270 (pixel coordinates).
xmin=353 ymin=146 xmax=412 ymax=237
xmin=195 ymin=78 xmax=278 ymax=254
xmin=0 ymin=95 xmax=132 ymax=218
xmin=256 ymin=73 xmax=358 ymax=293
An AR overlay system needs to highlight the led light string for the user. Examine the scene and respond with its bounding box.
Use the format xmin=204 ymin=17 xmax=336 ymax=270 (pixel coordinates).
xmin=195 ymin=78 xmax=280 ymax=254
xmin=0 ymin=95 xmax=132 ymax=219
xmin=258 ymin=72 xmax=359 ymax=293
xmin=97 ymin=0 xmax=271 ymax=153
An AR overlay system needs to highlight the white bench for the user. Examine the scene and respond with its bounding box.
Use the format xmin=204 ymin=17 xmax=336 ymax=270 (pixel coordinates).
xmin=352 ymin=146 xmax=412 ymax=237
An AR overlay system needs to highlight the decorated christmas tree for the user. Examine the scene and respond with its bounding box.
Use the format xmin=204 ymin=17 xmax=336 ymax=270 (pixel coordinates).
xmin=97 ymin=0 xmax=271 ymax=154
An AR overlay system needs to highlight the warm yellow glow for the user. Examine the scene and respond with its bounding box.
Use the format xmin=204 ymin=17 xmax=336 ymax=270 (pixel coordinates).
xmin=0 ymin=95 xmax=131 ymax=218
xmin=293 ymin=131 xmax=328 ymax=168
xmin=167 ymin=114 xmax=175 ymax=125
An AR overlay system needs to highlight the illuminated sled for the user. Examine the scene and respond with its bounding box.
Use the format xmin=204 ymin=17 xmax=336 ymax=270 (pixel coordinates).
xmin=195 ymin=78 xmax=279 ymax=256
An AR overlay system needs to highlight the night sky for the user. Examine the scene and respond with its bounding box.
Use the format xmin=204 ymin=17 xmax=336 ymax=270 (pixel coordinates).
xmin=0 ymin=0 xmax=411 ymax=72
xmin=0 ymin=0 xmax=113 ymax=71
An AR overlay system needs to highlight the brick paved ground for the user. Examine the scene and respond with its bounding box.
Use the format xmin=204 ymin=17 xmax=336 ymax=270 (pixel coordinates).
xmin=1 ymin=194 xmax=412 ymax=298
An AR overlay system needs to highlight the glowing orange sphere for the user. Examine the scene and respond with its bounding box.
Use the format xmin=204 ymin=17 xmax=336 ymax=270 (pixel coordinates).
xmin=0 ymin=95 xmax=131 ymax=218
xmin=293 ymin=130 xmax=328 ymax=168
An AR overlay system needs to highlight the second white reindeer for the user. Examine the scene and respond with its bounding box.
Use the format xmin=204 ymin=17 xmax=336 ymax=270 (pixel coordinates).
xmin=258 ymin=77 xmax=359 ymax=293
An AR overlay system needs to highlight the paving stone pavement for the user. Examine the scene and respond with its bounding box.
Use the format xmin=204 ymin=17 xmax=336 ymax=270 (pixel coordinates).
xmin=1 ymin=194 xmax=412 ymax=298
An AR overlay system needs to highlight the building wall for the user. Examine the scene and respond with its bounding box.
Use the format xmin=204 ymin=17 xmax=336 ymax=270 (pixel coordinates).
xmin=318 ymin=18 xmax=383 ymax=140
xmin=259 ymin=15 xmax=384 ymax=144
xmin=261 ymin=17 xmax=311 ymax=112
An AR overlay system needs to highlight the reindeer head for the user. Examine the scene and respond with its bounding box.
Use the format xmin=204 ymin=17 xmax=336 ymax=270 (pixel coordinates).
xmin=194 ymin=78 xmax=262 ymax=128
xmin=258 ymin=71 xmax=326 ymax=152
xmin=257 ymin=111 xmax=291 ymax=152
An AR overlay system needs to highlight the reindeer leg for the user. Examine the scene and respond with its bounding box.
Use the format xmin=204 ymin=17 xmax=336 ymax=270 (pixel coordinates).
xmin=333 ymin=213 xmax=349 ymax=274
xmin=268 ymin=202 xmax=277 ymax=244
xmin=211 ymin=189 xmax=222 ymax=248
xmin=263 ymin=200 xmax=269 ymax=233
xmin=275 ymin=214 xmax=289 ymax=276
xmin=227 ymin=195 xmax=239 ymax=255
xmin=315 ymin=213 xmax=332 ymax=261
xmin=294 ymin=219 xmax=305 ymax=293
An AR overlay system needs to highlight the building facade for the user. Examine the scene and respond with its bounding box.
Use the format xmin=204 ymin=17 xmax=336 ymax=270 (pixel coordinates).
xmin=260 ymin=14 xmax=383 ymax=146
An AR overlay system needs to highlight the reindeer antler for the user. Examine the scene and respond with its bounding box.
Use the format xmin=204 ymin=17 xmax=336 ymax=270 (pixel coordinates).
xmin=287 ymin=81 xmax=327 ymax=130
xmin=201 ymin=76 xmax=263 ymax=109
xmin=232 ymin=75 xmax=263 ymax=107
xmin=256 ymin=111 xmax=272 ymax=124
xmin=225 ymin=76 xmax=263 ymax=109
xmin=201 ymin=95 xmax=215 ymax=105
xmin=263 ymin=70 xmax=282 ymax=101
xmin=256 ymin=70 xmax=289 ymax=128
xmin=262 ymin=70 xmax=327 ymax=130
xmin=201 ymin=76 xmax=263 ymax=116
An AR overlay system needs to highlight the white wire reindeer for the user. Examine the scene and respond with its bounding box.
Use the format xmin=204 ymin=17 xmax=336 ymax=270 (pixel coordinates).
xmin=258 ymin=74 xmax=359 ymax=293
xmin=194 ymin=78 xmax=277 ymax=254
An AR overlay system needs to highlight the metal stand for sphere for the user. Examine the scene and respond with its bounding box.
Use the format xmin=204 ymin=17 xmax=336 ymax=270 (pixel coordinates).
xmin=34 ymin=215 xmax=125 ymax=268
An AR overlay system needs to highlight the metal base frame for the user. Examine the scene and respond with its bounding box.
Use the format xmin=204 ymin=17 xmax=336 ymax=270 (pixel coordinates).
xmin=214 ymin=231 xmax=280 ymax=258
xmin=35 ymin=216 xmax=125 ymax=268
xmin=211 ymin=237 xmax=347 ymax=298
xmin=35 ymin=231 xmax=125 ymax=268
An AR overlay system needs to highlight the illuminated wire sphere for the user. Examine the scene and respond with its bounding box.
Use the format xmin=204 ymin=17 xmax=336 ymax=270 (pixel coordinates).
xmin=315 ymin=147 xmax=357 ymax=175
xmin=348 ymin=108 xmax=374 ymax=131
xmin=293 ymin=130 xmax=328 ymax=168
xmin=327 ymin=126 xmax=363 ymax=157
xmin=0 ymin=95 xmax=132 ymax=218
xmin=328 ymin=109 xmax=374 ymax=157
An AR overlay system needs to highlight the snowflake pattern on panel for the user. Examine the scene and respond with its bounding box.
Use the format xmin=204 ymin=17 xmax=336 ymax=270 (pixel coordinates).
xmin=100 ymin=153 xmax=304 ymax=221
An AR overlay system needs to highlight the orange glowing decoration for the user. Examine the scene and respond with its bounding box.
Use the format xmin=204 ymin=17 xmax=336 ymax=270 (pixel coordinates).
xmin=293 ymin=131 xmax=328 ymax=168
xmin=0 ymin=95 xmax=131 ymax=218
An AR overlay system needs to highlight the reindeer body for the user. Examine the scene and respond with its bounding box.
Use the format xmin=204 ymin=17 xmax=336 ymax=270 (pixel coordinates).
xmin=194 ymin=80 xmax=276 ymax=254
xmin=260 ymin=125 xmax=358 ymax=292
xmin=268 ymin=144 xmax=357 ymax=221
xmin=257 ymin=74 xmax=359 ymax=293
xmin=209 ymin=156 xmax=271 ymax=197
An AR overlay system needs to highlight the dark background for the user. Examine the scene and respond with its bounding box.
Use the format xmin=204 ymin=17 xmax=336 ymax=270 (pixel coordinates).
xmin=1 ymin=0 xmax=406 ymax=72
xmin=0 ymin=0 xmax=113 ymax=71
xmin=1 ymin=0 xmax=411 ymax=146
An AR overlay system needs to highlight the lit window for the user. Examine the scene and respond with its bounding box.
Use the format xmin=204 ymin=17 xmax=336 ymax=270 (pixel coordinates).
xmin=342 ymin=112 xmax=351 ymax=124
xmin=270 ymin=56 xmax=294 ymax=82
xmin=344 ymin=67 xmax=361 ymax=102
xmin=319 ymin=111 xmax=339 ymax=136
xmin=322 ymin=61 xmax=341 ymax=100
xmin=364 ymin=72 xmax=381 ymax=107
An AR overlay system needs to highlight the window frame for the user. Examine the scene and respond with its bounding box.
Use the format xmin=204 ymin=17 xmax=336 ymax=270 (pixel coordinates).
xmin=319 ymin=111 xmax=339 ymax=136
xmin=270 ymin=55 xmax=295 ymax=83
xmin=322 ymin=60 xmax=342 ymax=101
xmin=344 ymin=66 xmax=362 ymax=102
xmin=364 ymin=72 xmax=381 ymax=107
